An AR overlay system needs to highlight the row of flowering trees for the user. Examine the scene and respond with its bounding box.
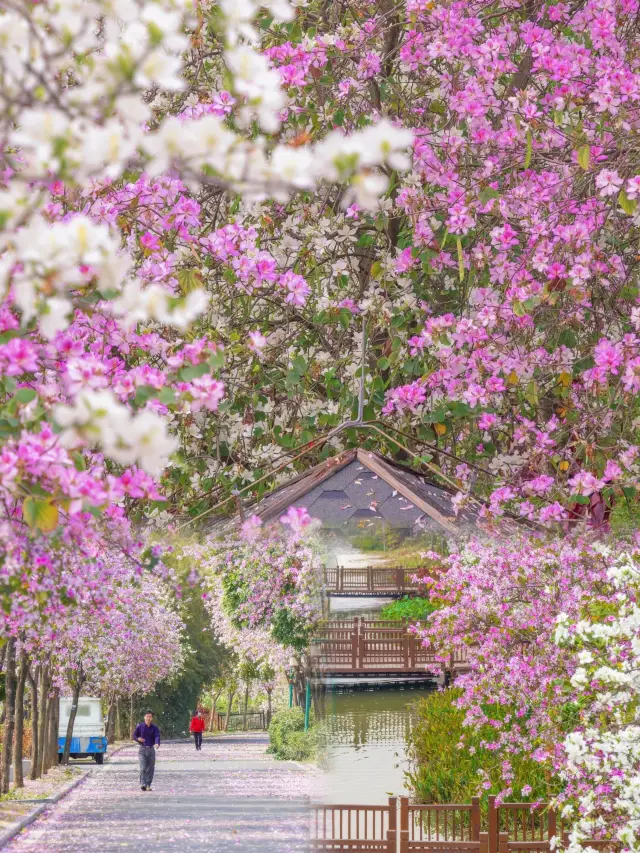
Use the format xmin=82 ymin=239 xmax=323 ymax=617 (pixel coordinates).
xmin=415 ymin=538 xmax=640 ymax=853
xmin=1 ymin=562 xmax=183 ymax=792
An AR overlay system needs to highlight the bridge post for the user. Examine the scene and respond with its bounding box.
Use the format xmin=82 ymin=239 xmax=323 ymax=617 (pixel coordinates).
xmin=367 ymin=567 xmax=373 ymax=593
xmin=351 ymin=618 xmax=358 ymax=670
xmin=396 ymin=567 xmax=404 ymax=593
xmin=387 ymin=796 xmax=397 ymax=852
xmin=488 ymin=796 xmax=498 ymax=853
xmin=398 ymin=797 xmax=409 ymax=853
xmin=358 ymin=624 xmax=366 ymax=671
xmin=408 ymin=632 xmax=415 ymax=669
xmin=338 ymin=566 xmax=343 ymax=593
xmin=471 ymin=796 xmax=481 ymax=841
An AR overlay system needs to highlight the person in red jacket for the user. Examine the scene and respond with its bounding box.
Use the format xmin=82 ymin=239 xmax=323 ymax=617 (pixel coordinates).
xmin=189 ymin=710 xmax=205 ymax=750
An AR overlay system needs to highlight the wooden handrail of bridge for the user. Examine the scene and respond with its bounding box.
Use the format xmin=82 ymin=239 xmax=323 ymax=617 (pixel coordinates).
xmin=311 ymin=798 xmax=617 ymax=853
xmin=311 ymin=617 xmax=468 ymax=676
xmin=323 ymin=567 xmax=428 ymax=597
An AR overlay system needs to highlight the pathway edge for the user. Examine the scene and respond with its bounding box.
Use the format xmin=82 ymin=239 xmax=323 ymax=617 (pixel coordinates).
xmin=0 ymin=770 xmax=90 ymax=849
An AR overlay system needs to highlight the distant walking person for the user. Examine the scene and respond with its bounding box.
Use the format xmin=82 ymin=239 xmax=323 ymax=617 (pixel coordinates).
xmin=133 ymin=710 xmax=160 ymax=791
xmin=190 ymin=710 xmax=205 ymax=750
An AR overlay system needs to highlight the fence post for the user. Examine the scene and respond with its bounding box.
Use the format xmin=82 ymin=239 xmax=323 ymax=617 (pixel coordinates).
xmin=548 ymin=807 xmax=557 ymax=850
xmin=387 ymin=796 xmax=397 ymax=852
xmin=359 ymin=628 xmax=366 ymax=672
xmin=396 ymin=567 xmax=404 ymax=593
xmin=399 ymin=796 xmax=409 ymax=853
xmin=338 ymin=566 xmax=343 ymax=593
xmin=488 ymin=796 xmax=498 ymax=853
xmin=499 ymin=832 xmax=509 ymax=853
xmin=480 ymin=832 xmax=489 ymax=853
xmin=351 ymin=622 xmax=358 ymax=670
xmin=304 ymin=679 xmax=311 ymax=732
xmin=471 ymin=797 xmax=481 ymax=841
xmin=368 ymin=567 xmax=373 ymax=593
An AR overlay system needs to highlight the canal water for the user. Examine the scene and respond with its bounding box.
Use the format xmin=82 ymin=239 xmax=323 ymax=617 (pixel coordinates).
xmin=319 ymin=594 xmax=435 ymax=805
xmin=322 ymin=681 xmax=434 ymax=804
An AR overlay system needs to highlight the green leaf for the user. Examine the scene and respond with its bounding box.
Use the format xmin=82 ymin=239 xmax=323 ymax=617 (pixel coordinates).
xmin=177 ymin=268 xmax=204 ymax=294
xmin=292 ymin=355 xmax=307 ymax=375
xmin=208 ymin=349 xmax=225 ymax=370
xmin=618 ymin=189 xmax=637 ymax=216
xmin=558 ymin=329 xmax=577 ymax=348
xmin=179 ymin=364 xmax=210 ymax=381
xmin=134 ymin=385 xmax=156 ymax=406
xmin=478 ymin=187 xmax=500 ymax=205
xmin=158 ymin=387 xmax=176 ymax=404
xmin=525 ymin=380 xmax=539 ymax=407
xmin=456 ymin=237 xmax=464 ymax=282
xmin=512 ymin=300 xmax=527 ymax=317
xmin=15 ymin=387 xmax=36 ymax=404
xmin=72 ymin=452 xmax=86 ymax=472
xmin=524 ymin=129 xmax=532 ymax=169
xmin=571 ymin=495 xmax=590 ymax=505
xmin=577 ymin=145 xmax=590 ymax=170
xmin=338 ymin=309 xmax=352 ymax=329
xmin=23 ymin=497 xmax=59 ymax=532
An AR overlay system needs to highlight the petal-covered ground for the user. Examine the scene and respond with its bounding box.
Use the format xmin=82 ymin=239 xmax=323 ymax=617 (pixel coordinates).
xmin=5 ymin=734 xmax=322 ymax=852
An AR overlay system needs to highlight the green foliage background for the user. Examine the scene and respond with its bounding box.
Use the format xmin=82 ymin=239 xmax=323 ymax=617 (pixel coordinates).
xmin=407 ymin=689 xmax=560 ymax=804
xmin=267 ymin=707 xmax=319 ymax=762
xmin=141 ymin=581 xmax=224 ymax=737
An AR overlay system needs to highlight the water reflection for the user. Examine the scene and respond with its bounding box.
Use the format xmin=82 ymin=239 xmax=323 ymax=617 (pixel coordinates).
xmin=321 ymin=684 xmax=434 ymax=805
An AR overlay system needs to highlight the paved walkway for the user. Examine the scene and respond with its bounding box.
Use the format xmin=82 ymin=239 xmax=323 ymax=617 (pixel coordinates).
xmin=4 ymin=734 xmax=318 ymax=852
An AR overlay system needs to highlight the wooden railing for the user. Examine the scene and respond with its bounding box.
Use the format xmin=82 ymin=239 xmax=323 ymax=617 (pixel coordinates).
xmin=311 ymin=618 xmax=469 ymax=677
xmin=312 ymin=798 xmax=616 ymax=853
xmin=312 ymin=798 xmax=398 ymax=852
xmin=324 ymin=567 xmax=425 ymax=597
xmin=214 ymin=711 xmax=266 ymax=731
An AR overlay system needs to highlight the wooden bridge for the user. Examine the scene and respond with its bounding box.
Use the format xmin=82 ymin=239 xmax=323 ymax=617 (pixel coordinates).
xmin=324 ymin=567 xmax=425 ymax=597
xmin=311 ymin=795 xmax=616 ymax=853
xmin=311 ymin=618 xmax=468 ymax=678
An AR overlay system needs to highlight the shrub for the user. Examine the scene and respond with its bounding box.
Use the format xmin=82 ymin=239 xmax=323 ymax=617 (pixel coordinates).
xmin=407 ymin=688 xmax=560 ymax=804
xmin=380 ymin=596 xmax=436 ymax=622
xmin=267 ymin=708 xmax=318 ymax=762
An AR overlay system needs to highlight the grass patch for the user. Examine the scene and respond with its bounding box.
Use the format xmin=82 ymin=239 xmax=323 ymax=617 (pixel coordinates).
xmin=380 ymin=596 xmax=437 ymax=621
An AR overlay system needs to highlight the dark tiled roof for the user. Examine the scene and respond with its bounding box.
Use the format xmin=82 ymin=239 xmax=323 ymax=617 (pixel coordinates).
xmin=207 ymin=449 xmax=479 ymax=537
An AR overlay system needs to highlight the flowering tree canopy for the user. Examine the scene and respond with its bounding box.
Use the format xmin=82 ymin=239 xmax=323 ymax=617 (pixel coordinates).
xmin=416 ymin=538 xmax=640 ymax=849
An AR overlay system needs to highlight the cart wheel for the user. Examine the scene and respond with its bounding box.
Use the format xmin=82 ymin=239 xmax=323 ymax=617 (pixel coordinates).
xmin=94 ymin=753 xmax=104 ymax=765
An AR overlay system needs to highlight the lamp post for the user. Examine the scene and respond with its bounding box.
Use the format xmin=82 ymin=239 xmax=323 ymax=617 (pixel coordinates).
xmin=287 ymin=656 xmax=298 ymax=708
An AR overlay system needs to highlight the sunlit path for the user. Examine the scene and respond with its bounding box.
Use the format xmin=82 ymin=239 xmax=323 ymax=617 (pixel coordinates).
xmin=5 ymin=734 xmax=317 ymax=853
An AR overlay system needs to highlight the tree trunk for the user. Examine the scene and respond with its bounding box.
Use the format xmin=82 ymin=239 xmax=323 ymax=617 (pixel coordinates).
xmin=49 ymin=691 xmax=60 ymax=769
xmin=62 ymin=676 xmax=85 ymax=765
xmin=41 ymin=689 xmax=52 ymax=774
xmin=130 ymin=694 xmax=135 ymax=738
xmin=0 ymin=639 xmax=16 ymax=793
xmin=224 ymin=690 xmax=236 ymax=732
xmin=37 ymin=665 xmax=50 ymax=778
xmin=242 ymin=684 xmax=249 ymax=731
xmin=116 ymin=697 xmax=123 ymax=741
xmin=27 ymin=667 xmax=39 ymax=781
xmin=106 ymin=697 xmax=116 ymax=745
xmin=266 ymin=689 xmax=273 ymax=728
xmin=209 ymin=688 xmax=223 ymax=732
xmin=13 ymin=650 xmax=28 ymax=789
